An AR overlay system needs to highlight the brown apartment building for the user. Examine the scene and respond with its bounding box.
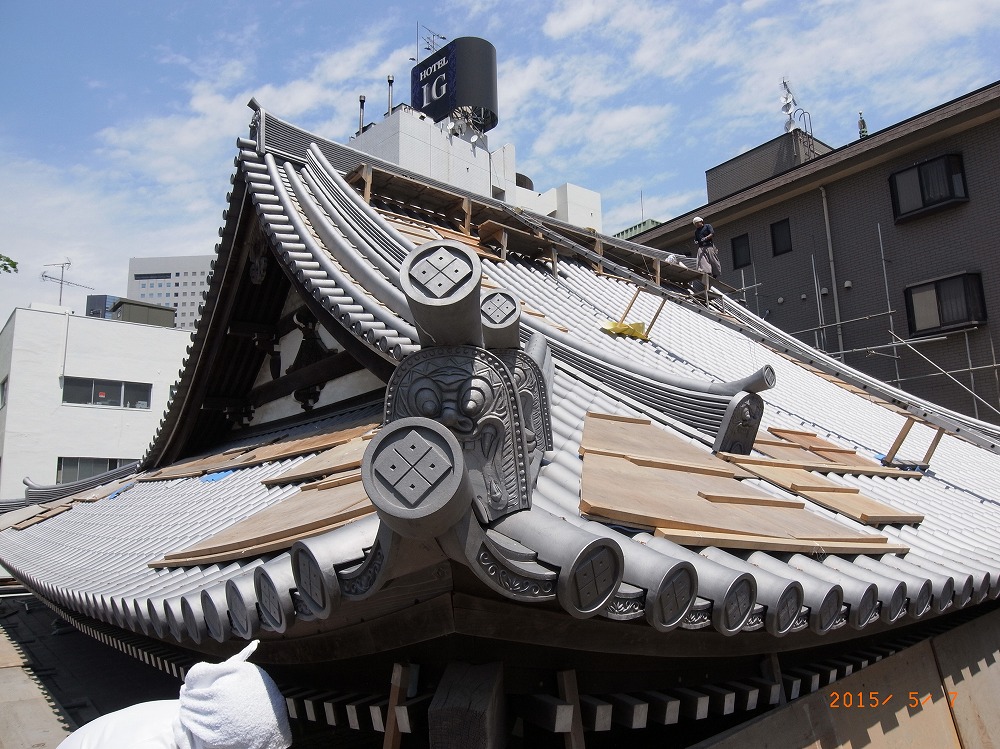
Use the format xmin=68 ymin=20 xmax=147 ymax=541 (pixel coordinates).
xmin=636 ymin=80 xmax=1000 ymax=424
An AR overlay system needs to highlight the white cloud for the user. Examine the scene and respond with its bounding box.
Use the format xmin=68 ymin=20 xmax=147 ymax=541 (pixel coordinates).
xmin=602 ymin=186 xmax=707 ymax=234
xmin=0 ymin=153 xmax=218 ymax=324
xmin=543 ymin=0 xmax=616 ymax=39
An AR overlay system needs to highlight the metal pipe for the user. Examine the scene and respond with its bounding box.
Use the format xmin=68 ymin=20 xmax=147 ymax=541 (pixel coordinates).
xmin=890 ymin=331 xmax=1000 ymax=419
xmin=965 ymin=330 xmax=979 ymax=419
xmin=877 ymin=223 xmax=901 ymax=386
xmin=820 ymin=186 xmax=845 ymax=359
xmin=387 ymin=75 xmax=394 ymax=113
xmin=358 ymin=94 xmax=365 ymax=134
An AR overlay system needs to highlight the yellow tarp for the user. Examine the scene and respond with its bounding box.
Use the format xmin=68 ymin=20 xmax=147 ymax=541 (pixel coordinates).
xmin=600 ymin=320 xmax=648 ymax=340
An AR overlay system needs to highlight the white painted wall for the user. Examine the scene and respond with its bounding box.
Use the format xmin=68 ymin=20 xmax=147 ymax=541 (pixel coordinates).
xmin=350 ymin=108 xmax=602 ymax=230
xmin=0 ymin=306 xmax=189 ymax=498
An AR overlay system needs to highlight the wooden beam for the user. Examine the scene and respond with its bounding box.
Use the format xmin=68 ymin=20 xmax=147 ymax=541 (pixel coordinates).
xmin=555 ymin=671 xmax=585 ymax=749
xmin=381 ymin=663 xmax=410 ymax=749
xmin=922 ymin=426 xmax=946 ymax=465
xmin=781 ymin=673 xmax=801 ymax=702
xmin=578 ymin=696 xmax=612 ymax=731
xmin=394 ymin=694 xmax=432 ymax=734
xmin=369 ymin=699 xmax=390 ymax=732
xmin=639 ymin=691 xmax=680 ymax=725
xmin=284 ymin=688 xmax=328 ymax=720
xmin=666 ymin=688 xmax=709 ymax=720
xmin=346 ymin=696 xmax=381 ymax=730
xmin=883 ymin=415 xmax=916 ymax=464
xmin=744 ymin=678 xmax=781 ymax=706
xmin=786 ymin=668 xmax=821 ymax=694
xmin=459 ymin=196 xmax=472 ymax=235
xmin=200 ymin=397 xmax=248 ymax=412
xmin=302 ymin=691 xmax=339 ymax=722
xmin=428 ymin=662 xmax=505 ymax=748
xmin=322 ymin=692 xmax=365 ymax=726
xmin=607 ymin=693 xmax=648 ymax=729
xmin=701 ymin=685 xmax=736 ymax=715
xmin=725 ymin=681 xmax=760 ymax=711
xmin=518 ymin=694 xmax=574 ymax=734
xmin=227 ymin=320 xmax=278 ymax=338
xmin=617 ymin=288 xmax=642 ymax=324
xmin=248 ymin=350 xmax=364 ymax=407
xmin=646 ymin=298 xmax=668 ymax=335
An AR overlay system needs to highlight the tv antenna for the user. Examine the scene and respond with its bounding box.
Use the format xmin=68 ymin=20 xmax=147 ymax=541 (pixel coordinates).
xmin=41 ymin=260 xmax=93 ymax=305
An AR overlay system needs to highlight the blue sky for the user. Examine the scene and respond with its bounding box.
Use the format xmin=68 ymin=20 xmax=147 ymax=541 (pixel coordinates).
xmin=2 ymin=0 xmax=999 ymax=322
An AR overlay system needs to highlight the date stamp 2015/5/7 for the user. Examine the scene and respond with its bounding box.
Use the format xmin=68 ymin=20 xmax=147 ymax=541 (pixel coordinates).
xmin=828 ymin=691 xmax=959 ymax=709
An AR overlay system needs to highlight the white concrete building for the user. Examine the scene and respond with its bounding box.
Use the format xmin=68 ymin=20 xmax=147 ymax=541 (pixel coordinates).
xmin=0 ymin=304 xmax=189 ymax=498
xmin=127 ymin=255 xmax=214 ymax=330
xmin=350 ymin=106 xmax=603 ymax=231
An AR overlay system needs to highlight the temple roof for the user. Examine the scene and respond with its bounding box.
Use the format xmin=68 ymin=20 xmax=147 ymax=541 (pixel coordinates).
xmin=3 ymin=103 xmax=1000 ymax=735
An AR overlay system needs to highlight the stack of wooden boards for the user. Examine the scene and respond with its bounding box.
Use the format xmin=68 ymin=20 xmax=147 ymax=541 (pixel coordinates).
xmin=579 ymin=413 xmax=922 ymax=554
xmin=150 ymin=419 xmax=379 ymax=567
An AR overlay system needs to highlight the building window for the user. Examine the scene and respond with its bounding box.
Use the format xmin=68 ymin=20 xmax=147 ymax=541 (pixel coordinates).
xmin=889 ymin=154 xmax=967 ymax=221
xmin=904 ymin=272 xmax=986 ymax=337
xmin=731 ymin=233 xmax=751 ymax=269
xmin=62 ymin=377 xmax=153 ymax=408
xmin=0 ymin=377 xmax=7 ymax=409
xmin=770 ymin=219 xmax=792 ymax=256
xmin=57 ymin=457 xmax=136 ymax=484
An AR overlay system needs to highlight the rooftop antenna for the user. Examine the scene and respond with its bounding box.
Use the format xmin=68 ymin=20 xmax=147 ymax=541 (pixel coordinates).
xmin=420 ymin=25 xmax=447 ymax=54
xmin=780 ymin=79 xmax=817 ymax=160
xmin=41 ymin=260 xmax=93 ymax=305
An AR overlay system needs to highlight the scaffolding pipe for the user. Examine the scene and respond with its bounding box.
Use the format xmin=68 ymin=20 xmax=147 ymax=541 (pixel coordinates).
xmin=890 ymin=331 xmax=1000 ymax=420
xmin=877 ymin=223 xmax=902 ymax=386
xmin=820 ymin=186 xmax=845 ymax=360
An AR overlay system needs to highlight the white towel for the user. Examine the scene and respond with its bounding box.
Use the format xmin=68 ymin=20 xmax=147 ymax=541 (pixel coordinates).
xmin=174 ymin=640 xmax=291 ymax=749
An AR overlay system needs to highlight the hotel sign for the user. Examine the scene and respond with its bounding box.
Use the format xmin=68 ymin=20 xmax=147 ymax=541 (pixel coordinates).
xmin=410 ymin=37 xmax=498 ymax=132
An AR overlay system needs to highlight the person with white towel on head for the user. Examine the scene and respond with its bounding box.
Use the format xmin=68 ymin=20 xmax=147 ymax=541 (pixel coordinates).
xmin=57 ymin=640 xmax=292 ymax=749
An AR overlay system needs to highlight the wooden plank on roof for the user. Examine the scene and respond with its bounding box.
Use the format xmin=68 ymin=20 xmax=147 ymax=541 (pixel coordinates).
xmin=11 ymin=505 xmax=72 ymax=530
xmin=64 ymin=475 xmax=136 ymax=502
xmin=580 ymin=454 xmax=790 ymax=537
xmin=580 ymin=454 xmax=884 ymax=545
xmin=724 ymin=461 xmax=923 ymax=526
xmin=726 ymin=462 xmax=858 ymax=493
xmin=0 ymin=505 xmax=47 ymax=532
xmin=810 ymin=448 xmax=881 ymax=467
xmin=796 ymin=491 xmax=924 ymax=525
xmin=261 ymin=437 xmax=370 ymax=485
xmin=153 ymin=480 xmax=373 ymax=566
xmin=653 ymin=528 xmax=907 ymax=554
xmin=752 ymin=441 xmax=820 ymax=463
xmin=138 ymin=448 xmax=251 ymax=481
xmin=697 ymin=491 xmax=804 ymax=508
xmin=768 ymin=427 xmax=881 ymax=467
xmin=580 ymin=411 xmax=755 ymax=478
xmin=227 ymin=420 xmax=378 ymax=468
xmin=718 ymin=452 xmax=922 ymax=478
